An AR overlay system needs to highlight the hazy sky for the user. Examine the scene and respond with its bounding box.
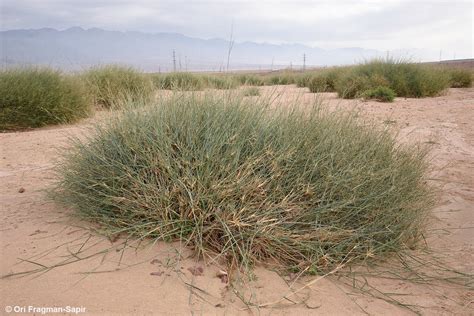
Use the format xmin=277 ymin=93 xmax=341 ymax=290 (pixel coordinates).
xmin=1 ymin=0 xmax=472 ymax=59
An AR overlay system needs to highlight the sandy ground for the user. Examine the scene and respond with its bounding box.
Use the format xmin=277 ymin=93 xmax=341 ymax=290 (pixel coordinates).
xmin=1 ymin=87 xmax=473 ymax=315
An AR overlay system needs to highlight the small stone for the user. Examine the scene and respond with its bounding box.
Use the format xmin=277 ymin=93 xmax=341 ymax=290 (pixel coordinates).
xmin=18 ymin=187 xmax=25 ymax=193
xmin=187 ymin=266 xmax=204 ymax=276
xmin=150 ymin=271 xmax=164 ymax=276
xmin=216 ymin=270 xmax=228 ymax=283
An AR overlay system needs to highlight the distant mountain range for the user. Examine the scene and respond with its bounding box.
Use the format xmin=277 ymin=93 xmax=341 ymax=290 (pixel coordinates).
xmin=0 ymin=27 xmax=382 ymax=72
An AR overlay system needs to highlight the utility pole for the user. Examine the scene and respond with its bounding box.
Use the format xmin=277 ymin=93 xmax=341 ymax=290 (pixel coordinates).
xmin=303 ymin=53 xmax=306 ymax=71
xmin=172 ymin=50 xmax=176 ymax=72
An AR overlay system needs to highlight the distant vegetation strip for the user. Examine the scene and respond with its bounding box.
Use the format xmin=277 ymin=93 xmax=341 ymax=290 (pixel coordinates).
xmin=1 ymin=59 xmax=471 ymax=130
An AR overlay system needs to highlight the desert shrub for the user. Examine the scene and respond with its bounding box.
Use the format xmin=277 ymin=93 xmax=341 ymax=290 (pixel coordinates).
xmin=242 ymin=86 xmax=260 ymax=96
xmin=0 ymin=67 xmax=92 ymax=130
xmin=85 ymin=65 xmax=153 ymax=108
xmin=413 ymin=67 xmax=451 ymax=97
xmin=55 ymin=93 xmax=431 ymax=274
xmin=321 ymin=67 xmax=345 ymax=92
xmin=335 ymin=59 xmax=450 ymax=99
xmin=300 ymin=68 xmax=345 ymax=92
xmin=362 ymin=86 xmax=396 ymax=102
xmin=448 ymin=69 xmax=472 ymax=88
xmin=296 ymin=73 xmax=312 ymax=88
xmin=235 ymin=74 xmax=264 ymax=86
xmin=277 ymin=73 xmax=296 ymax=85
xmin=308 ymin=75 xmax=329 ymax=93
xmin=152 ymin=72 xmax=203 ymax=91
xmin=264 ymin=72 xmax=296 ymax=85
xmin=203 ymin=75 xmax=238 ymax=90
xmin=336 ymin=71 xmax=371 ymax=99
xmin=367 ymin=73 xmax=390 ymax=88
xmin=264 ymin=75 xmax=282 ymax=85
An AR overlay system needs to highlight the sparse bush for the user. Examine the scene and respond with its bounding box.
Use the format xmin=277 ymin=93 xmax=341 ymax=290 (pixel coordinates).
xmin=242 ymin=86 xmax=260 ymax=96
xmin=448 ymin=69 xmax=472 ymax=88
xmin=85 ymin=65 xmax=153 ymax=108
xmin=0 ymin=67 xmax=92 ymax=130
xmin=55 ymin=93 xmax=431 ymax=274
xmin=362 ymin=86 xmax=396 ymax=102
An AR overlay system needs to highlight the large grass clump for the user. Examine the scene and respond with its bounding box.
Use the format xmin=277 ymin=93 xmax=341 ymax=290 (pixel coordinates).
xmin=0 ymin=67 xmax=92 ymax=130
xmin=55 ymin=93 xmax=431 ymax=274
xmin=85 ymin=65 xmax=153 ymax=108
xmin=336 ymin=59 xmax=450 ymax=99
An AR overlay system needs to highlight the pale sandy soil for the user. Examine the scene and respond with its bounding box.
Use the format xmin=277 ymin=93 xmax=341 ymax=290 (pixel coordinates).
xmin=1 ymin=87 xmax=473 ymax=315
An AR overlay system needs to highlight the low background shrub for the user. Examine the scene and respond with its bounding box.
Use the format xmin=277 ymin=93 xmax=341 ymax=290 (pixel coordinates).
xmin=362 ymin=86 xmax=396 ymax=102
xmin=235 ymin=74 xmax=264 ymax=86
xmin=202 ymin=75 xmax=239 ymax=90
xmin=0 ymin=67 xmax=92 ymax=130
xmin=85 ymin=65 xmax=153 ymax=108
xmin=335 ymin=71 xmax=370 ymax=99
xmin=335 ymin=59 xmax=450 ymax=99
xmin=242 ymin=86 xmax=260 ymax=96
xmin=153 ymin=72 xmax=204 ymax=90
xmin=308 ymin=75 xmax=329 ymax=93
xmin=448 ymin=69 xmax=472 ymax=88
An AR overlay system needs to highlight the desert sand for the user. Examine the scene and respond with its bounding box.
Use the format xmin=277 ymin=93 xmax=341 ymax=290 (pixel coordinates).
xmin=1 ymin=87 xmax=473 ymax=315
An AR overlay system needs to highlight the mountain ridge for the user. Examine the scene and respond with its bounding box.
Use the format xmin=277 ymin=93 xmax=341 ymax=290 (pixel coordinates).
xmin=0 ymin=27 xmax=381 ymax=71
